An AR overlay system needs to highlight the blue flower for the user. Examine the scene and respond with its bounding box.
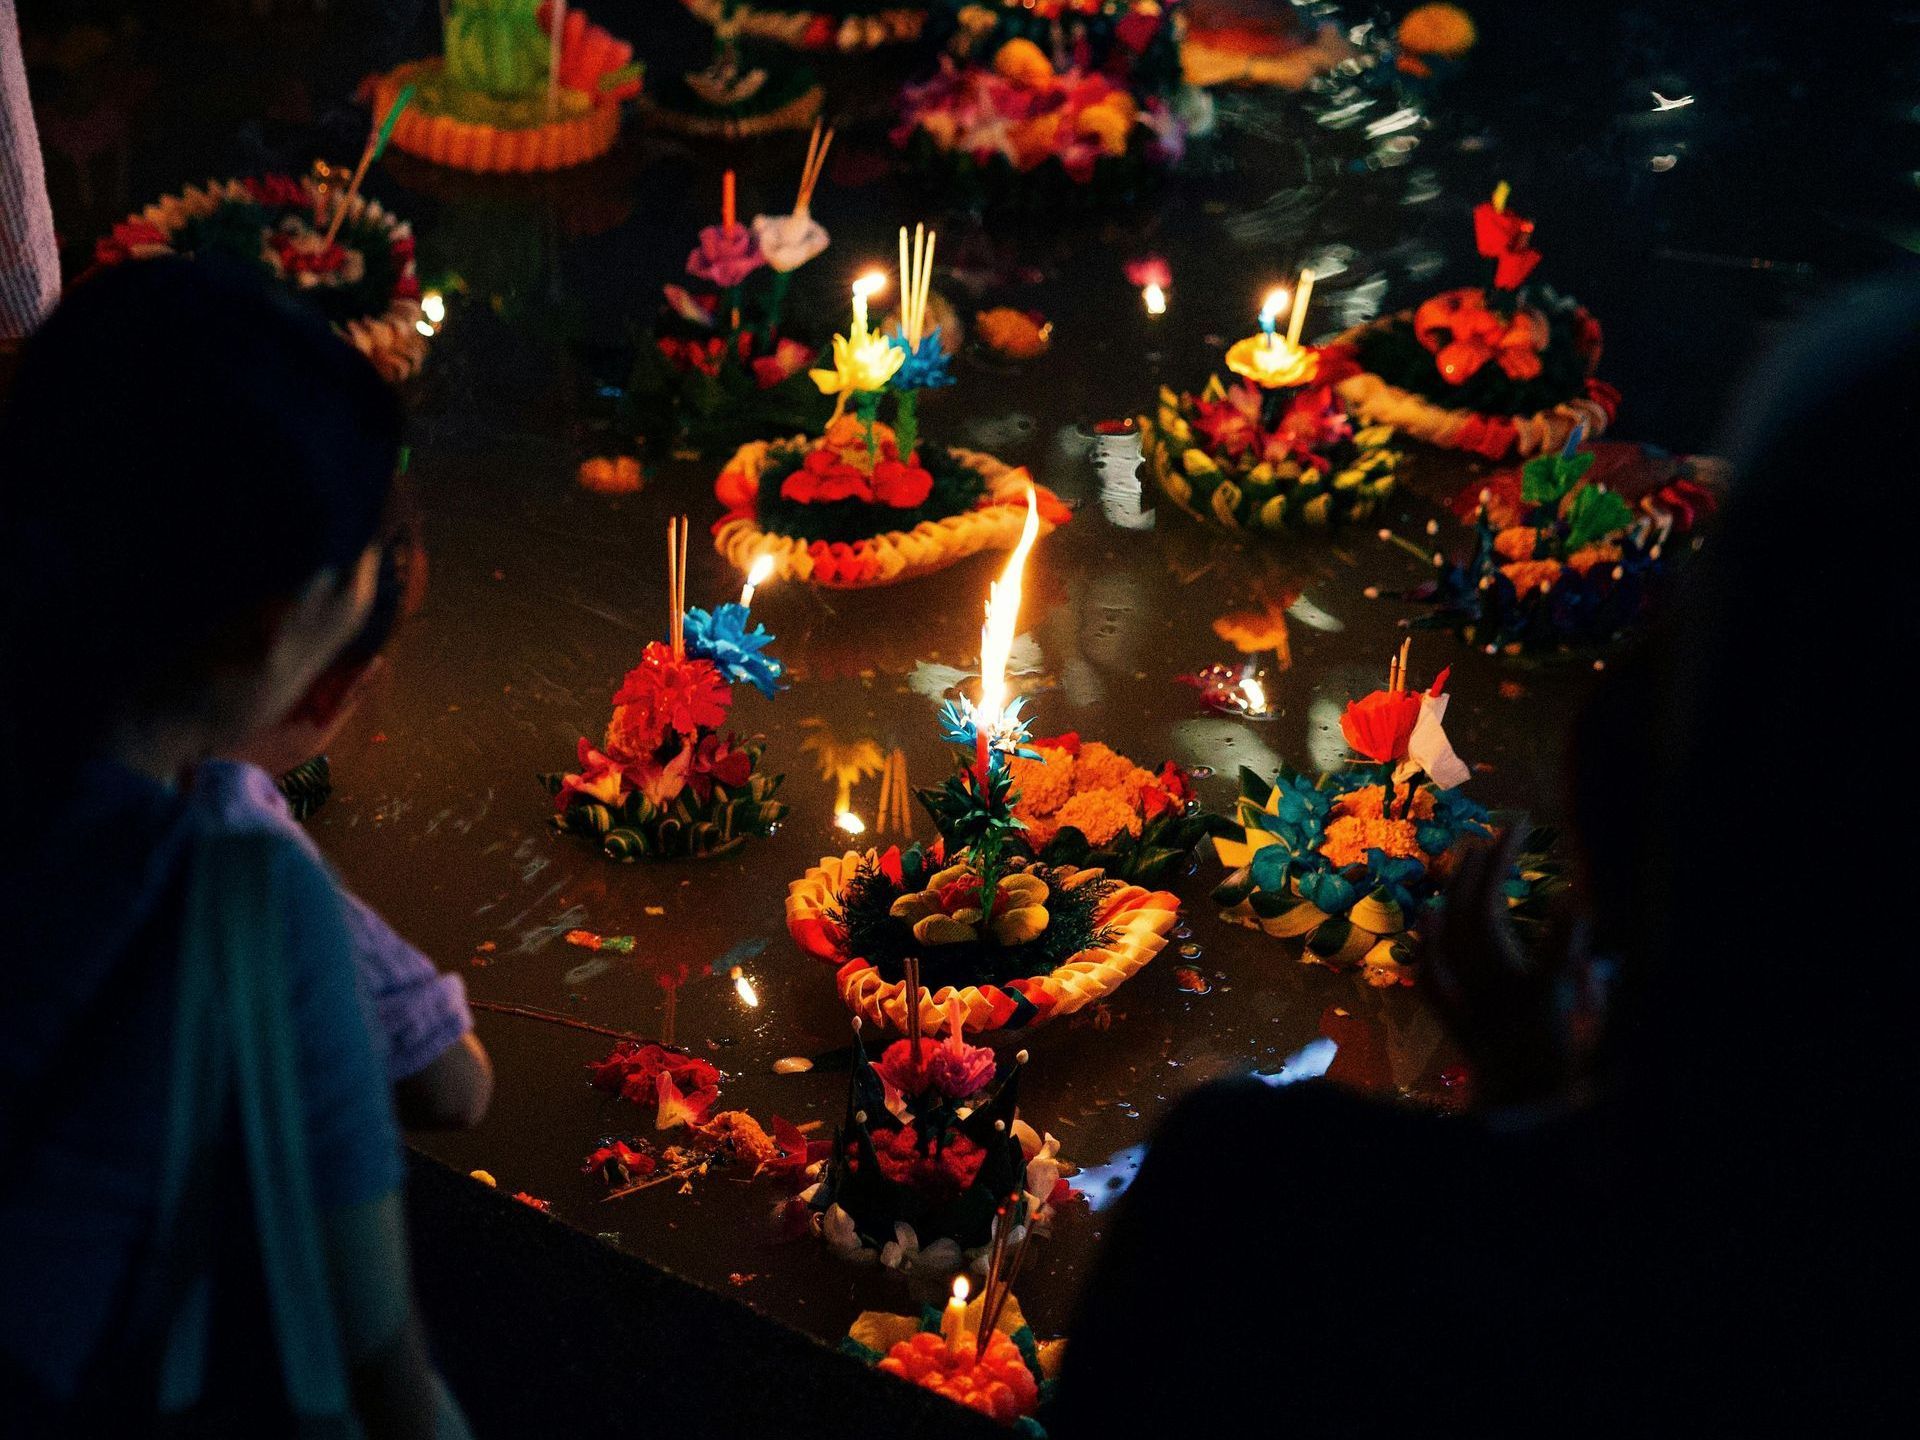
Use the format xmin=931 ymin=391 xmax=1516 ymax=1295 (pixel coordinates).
xmin=1362 ymin=849 xmax=1429 ymax=913
xmin=887 ymin=329 xmax=954 ymax=392
xmin=1298 ymin=869 xmax=1358 ymax=917
xmin=682 ymin=604 xmax=785 ymax=698
xmin=936 ymin=695 xmax=1039 ymax=762
xmin=937 ymin=697 xmax=977 ymax=747
xmin=1249 ymin=844 xmax=1295 ymax=894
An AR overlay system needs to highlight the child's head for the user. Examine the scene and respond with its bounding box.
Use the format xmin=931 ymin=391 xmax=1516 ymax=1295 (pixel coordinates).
xmin=0 ymin=256 xmax=404 ymax=788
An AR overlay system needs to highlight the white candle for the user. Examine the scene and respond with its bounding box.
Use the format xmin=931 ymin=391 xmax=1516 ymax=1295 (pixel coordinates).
xmin=739 ymin=553 xmax=775 ymax=610
xmin=942 ymin=1275 xmax=971 ymax=1357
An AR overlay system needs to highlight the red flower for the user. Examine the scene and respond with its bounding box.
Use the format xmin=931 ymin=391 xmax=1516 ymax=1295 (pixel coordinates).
xmin=395 ymin=271 xmax=421 ymax=301
xmin=873 ymin=1036 xmax=997 ymax=1104
xmin=1192 ymin=383 xmax=1262 ymax=460
xmin=871 ymin=458 xmax=934 ymax=508
xmin=751 ymin=338 xmax=813 ymax=389
xmin=610 ymin=642 xmax=732 ymax=747
xmin=1277 ymin=384 xmax=1352 ymax=454
xmin=660 ymin=335 xmax=727 ymax=378
xmin=586 ymin=1042 xmax=721 ymax=1107
xmin=582 ymin=1141 xmax=657 ymax=1182
xmin=870 ymin=1125 xmax=988 ymax=1198
xmin=390 ymin=233 xmax=415 ymax=261
xmin=1034 ymin=731 xmax=1083 ymax=755
xmin=685 ymin=731 xmax=752 ymax=803
xmin=1473 ymin=202 xmax=1542 ymax=290
xmin=760 ymin=1115 xmax=830 ymax=1183
xmin=781 ymin=451 xmax=873 ymax=504
xmin=1141 ymin=761 xmax=1194 ymax=819
xmin=1340 ymin=688 xmax=1422 ymax=765
xmin=655 ymin=1069 xmax=718 ymax=1130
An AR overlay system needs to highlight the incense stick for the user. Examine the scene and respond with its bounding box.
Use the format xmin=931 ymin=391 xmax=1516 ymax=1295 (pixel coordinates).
xmin=322 ymin=83 xmax=415 ymax=249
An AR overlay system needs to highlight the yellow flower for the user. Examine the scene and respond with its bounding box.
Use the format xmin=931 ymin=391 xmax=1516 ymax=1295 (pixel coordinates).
xmin=1224 ymin=334 xmax=1320 ymax=389
xmin=809 ymin=325 xmax=904 ymax=396
xmin=1397 ymin=4 xmax=1476 ymax=58
xmin=993 ymin=37 xmax=1055 ymax=87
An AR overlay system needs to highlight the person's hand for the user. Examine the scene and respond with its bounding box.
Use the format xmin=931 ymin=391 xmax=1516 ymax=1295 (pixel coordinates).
xmin=1422 ymin=827 xmax=1598 ymax=1108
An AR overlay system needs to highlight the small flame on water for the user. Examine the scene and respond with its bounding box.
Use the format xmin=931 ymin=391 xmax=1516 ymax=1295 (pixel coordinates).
xmin=728 ymin=965 xmax=760 ymax=1007
xmin=834 ymin=810 xmax=866 ymax=835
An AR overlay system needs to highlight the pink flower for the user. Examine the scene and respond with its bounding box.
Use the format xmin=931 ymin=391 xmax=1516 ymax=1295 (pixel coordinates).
xmin=687 ymin=223 xmax=765 ymax=289
xmin=556 ymin=738 xmax=628 ymax=812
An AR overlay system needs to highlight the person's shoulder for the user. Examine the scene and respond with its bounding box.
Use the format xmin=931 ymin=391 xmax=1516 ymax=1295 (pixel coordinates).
xmin=186 ymin=759 xmax=300 ymax=836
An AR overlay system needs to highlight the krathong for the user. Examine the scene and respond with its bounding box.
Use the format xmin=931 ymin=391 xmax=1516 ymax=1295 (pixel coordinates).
xmin=544 ymin=517 xmax=787 ymax=860
xmin=786 ymin=494 xmax=1181 ymax=1030
xmin=94 ymin=173 xmax=428 ymax=384
xmin=369 ymin=2 xmax=640 ymax=173
xmin=842 ymin=1283 xmax=1063 ymax=1426
xmin=715 ymin=225 xmax=1070 ymax=589
xmin=1414 ymin=434 xmax=1721 ymax=655
xmin=629 ymin=135 xmax=836 ymax=457
xmin=1211 ymin=642 xmax=1559 ymax=986
xmin=893 ymin=30 xmax=1189 ymax=209
xmin=1329 ymin=184 xmax=1618 ymax=459
xmin=1140 ymin=275 xmax=1402 ymax=534
xmin=795 ymin=998 xmax=1073 ymax=1269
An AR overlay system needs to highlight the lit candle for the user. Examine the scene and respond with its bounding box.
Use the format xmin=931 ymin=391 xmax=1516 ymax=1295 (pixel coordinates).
xmin=1142 ymin=281 xmax=1167 ymax=316
xmin=852 ymin=271 xmax=887 ymax=337
xmin=1240 ymin=674 xmax=1268 ymax=716
xmin=739 ymin=552 xmax=775 ymax=610
xmin=1259 ymin=286 xmax=1287 ymax=342
xmin=942 ymin=1275 xmax=971 ymax=1356
xmin=1492 ymin=180 xmax=1510 ymax=214
xmin=722 ymin=169 xmax=737 ymax=231
xmin=971 ymin=488 xmax=1042 ymax=776
xmin=1285 ymin=268 xmax=1315 ymax=350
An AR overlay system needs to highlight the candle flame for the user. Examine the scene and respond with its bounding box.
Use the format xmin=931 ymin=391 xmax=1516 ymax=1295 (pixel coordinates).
xmin=421 ymin=291 xmax=446 ymax=324
xmin=975 ymin=488 xmax=1042 ymax=738
xmin=952 ymin=1274 xmax=971 ymax=1303
xmin=746 ymin=554 xmax=775 ymax=587
xmin=728 ymin=965 xmax=760 ymax=1007
xmin=1142 ymin=282 xmax=1167 ymax=316
xmin=1241 ymin=675 xmax=1268 ymax=714
xmin=1261 ymin=287 xmax=1290 ymax=328
xmin=834 ymin=810 xmax=866 ymax=836
xmin=853 ymin=271 xmax=888 ymax=302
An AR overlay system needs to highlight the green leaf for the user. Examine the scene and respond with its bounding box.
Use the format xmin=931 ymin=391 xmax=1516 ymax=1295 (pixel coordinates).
xmin=1565 ymin=484 xmax=1634 ymax=551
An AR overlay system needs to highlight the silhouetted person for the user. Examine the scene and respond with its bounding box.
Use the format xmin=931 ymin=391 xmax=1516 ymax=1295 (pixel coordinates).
xmin=1054 ymin=270 xmax=1917 ymax=1436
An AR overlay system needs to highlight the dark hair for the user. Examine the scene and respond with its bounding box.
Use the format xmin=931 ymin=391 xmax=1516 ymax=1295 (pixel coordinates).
xmin=0 ymin=256 xmax=403 ymax=795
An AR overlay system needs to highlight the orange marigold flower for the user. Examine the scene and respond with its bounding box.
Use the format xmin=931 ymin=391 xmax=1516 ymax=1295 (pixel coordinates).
xmin=879 ymin=1330 xmax=1040 ymax=1425
xmin=1010 ymin=745 xmax=1077 ymax=818
xmin=1500 ymin=558 xmax=1564 ymax=595
xmin=1319 ymin=815 xmax=1425 ymax=869
xmin=1073 ymin=741 xmax=1138 ymax=793
xmin=1053 ymin=789 xmax=1143 ymax=848
xmin=1493 ymin=525 xmax=1538 ymax=562
xmin=1565 ymin=542 xmax=1623 ymax=576
xmin=1331 ymin=784 xmax=1435 ymax=824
